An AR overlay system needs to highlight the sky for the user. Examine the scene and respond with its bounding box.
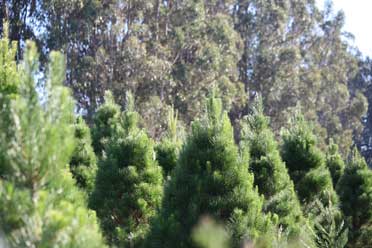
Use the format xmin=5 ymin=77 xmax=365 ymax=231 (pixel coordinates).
xmin=317 ymin=0 xmax=372 ymax=57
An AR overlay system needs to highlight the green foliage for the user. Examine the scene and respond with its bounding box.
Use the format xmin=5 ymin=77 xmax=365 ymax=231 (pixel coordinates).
xmin=91 ymin=90 xmax=121 ymax=156
xmin=254 ymin=227 xmax=315 ymax=248
xmin=0 ymin=23 xmax=19 ymax=98
xmin=2 ymin=3 xmax=372 ymax=247
xmin=337 ymin=148 xmax=372 ymax=247
xmin=280 ymin=113 xmax=345 ymax=247
xmin=233 ymin=0 xmax=367 ymax=156
xmin=155 ymin=106 xmax=183 ymax=177
xmin=306 ymin=198 xmax=348 ymax=248
xmin=38 ymin=0 xmax=245 ymax=138
xmin=4 ymin=0 xmax=368 ymax=157
xmin=192 ymin=217 xmax=231 ymax=248
xmin=192 ymin=217 xmax=315 ymax=248
xmin=89 ymin=92 xmax=163 ymax=247
xmin=353 ymin=57 xmax=372 ymax=165
xmin=146 ymin=93 xmax=271 ymax=248
xmin=281 ymin=113 xmax=339 ymax=207
xmin=241 ymin=98 xmax=305 ymax=238
xmin=355 ymin=223 xmax=372 ymax=247
xmin=326 ymin=139 xmax=345 ymax=186
xmin=69 ymin=116 xmax=98 ymax=194
xmin=0 ymin=41 xmax=106 ymax=247
xmin=155 ymin=140 xmax=179 ymax=178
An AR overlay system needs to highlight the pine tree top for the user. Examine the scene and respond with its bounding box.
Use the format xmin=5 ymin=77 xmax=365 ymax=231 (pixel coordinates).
xmin=0 ymin=22 xmax=19 ymax=98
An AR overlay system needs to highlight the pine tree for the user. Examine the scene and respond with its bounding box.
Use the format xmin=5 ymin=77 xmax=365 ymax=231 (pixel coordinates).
xmin=337 ymin=148 xmax=372 ymax=247
xmin=89 ymin=92 xmax=163 ymax=247
xmin=326 ymin=139 xmax=345 ymax=186
xmin=281 ymin=113 xmax=345 ymax=247
xmin=69 ymin=116 xmax=98 ymax=195
xmin=0 ymin=23 xmax=19 ymax=98
xmin=0 ymin=40 xmax=106 ymax=247
xmin=240 ymin=98 xmax=305 ymax=238
xmin=281 ymin=113 xmax=339 ymax=207
xmin=146 ymin=93 xmax=271 ymax=248
xmin=155 ymin=106 xmax=182 ymax=177
xmin=305 ymin=198 xmax=348 ymax=248
xmin=0 ymin=24 xmax=20 ymax=177
xmin=91 ymin=90 xmax=121 ymax=156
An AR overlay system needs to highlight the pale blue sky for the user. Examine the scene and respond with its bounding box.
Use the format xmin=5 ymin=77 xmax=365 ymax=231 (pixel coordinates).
xmin=317 ymin=0 xmax=372 ymax=57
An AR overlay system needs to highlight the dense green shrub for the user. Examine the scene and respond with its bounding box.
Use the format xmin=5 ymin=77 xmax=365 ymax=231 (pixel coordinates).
xmin=280 ymin=113 xmax=347 ymax=247
xmin=69 ymin=116 xmax=98 ymax=195
xmin=325 ymin=140 xmax=345 ymax=186
xmin=91 ymin=91 xmax=122 ymax=156
xmin=281 ymin=114 xmax=339 ymax=207
xmin=90 ymin=92 xmax=163 ymax=247
xmin=155 ymin=107 xmax=183 ymax=177
xmin=337 ymin=148 xmax=372 ymax=247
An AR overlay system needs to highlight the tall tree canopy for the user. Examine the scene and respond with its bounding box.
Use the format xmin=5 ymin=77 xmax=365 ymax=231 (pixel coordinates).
xmin=1 ymin=1 xmax=367 ymax=155
xmin=233 ymin=0 xmax=367 ymax=154
xmin=352 ymin=57 xmax=372 ymax=166
xmin=36 ymin=0 xmax=245 ymax=138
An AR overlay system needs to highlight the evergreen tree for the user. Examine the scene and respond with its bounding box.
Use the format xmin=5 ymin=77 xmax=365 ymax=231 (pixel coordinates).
xmin=281 ymin=113 xmax=345 ymax=247
xmin=91 ymin=90 xmax=122 ymax=156
xmin=281 ymin=113 xmax=339 ymax=207
xmin=326 ymin=139 xmax=345 ymax=186
xmin=69 ymin=116 xmax=98 ymax=195
xmin=155 ymin=106 xmax=182 ymax=177
xmin=0 ymin=40 xmax=106 ymax=247
xmin=89 ymin=92 xmax=163 ymax=247
xmin=337 ymin=148 xmax=372 ymax=247
xmin=305 ymin=198 xmax=348 ymax=248
xmin=0 ymin=23 xmax=19 ymax=98
xmin=240 ymin=98 xmax=305 ymax=237
xmin=146 ymin=93 xmax=271 ymax=248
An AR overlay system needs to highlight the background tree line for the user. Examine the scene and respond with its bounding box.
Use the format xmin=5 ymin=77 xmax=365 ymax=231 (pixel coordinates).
xmin=1 ymin=0 xmax=371 ymax=159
